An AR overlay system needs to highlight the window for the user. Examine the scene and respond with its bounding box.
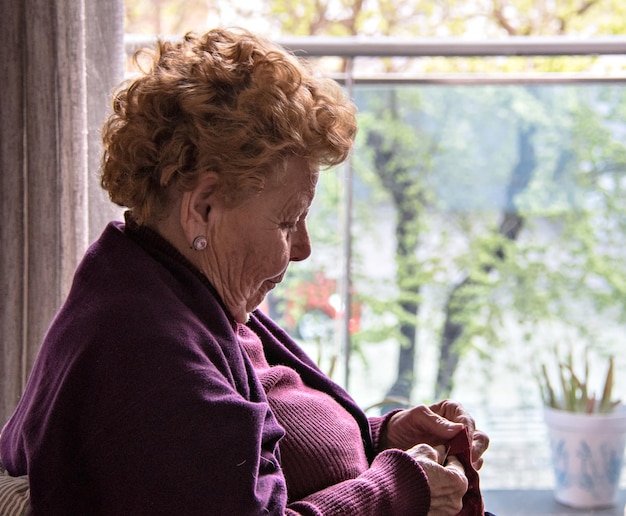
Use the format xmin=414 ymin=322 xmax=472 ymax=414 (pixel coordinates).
xmin=126 ymin=33 xmax=626 ymax=492
xmin=268 ymin=40 xmax=626 ymax=492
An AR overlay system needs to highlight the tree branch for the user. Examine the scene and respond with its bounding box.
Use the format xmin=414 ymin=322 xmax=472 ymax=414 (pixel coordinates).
xmin=491 ymin=0 xmax=518 ymax=35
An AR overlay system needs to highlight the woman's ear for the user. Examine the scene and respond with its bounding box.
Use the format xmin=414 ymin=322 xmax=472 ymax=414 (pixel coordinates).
xmin=180 ymin=172 xmax=219 ymax=245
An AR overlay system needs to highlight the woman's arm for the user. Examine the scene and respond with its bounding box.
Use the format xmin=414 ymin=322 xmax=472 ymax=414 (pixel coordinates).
xmin=288 ymin=449 xmax=431 ymax=515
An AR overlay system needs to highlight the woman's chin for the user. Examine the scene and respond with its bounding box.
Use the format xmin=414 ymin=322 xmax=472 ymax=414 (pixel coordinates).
xmin=243 ymin=281 xmax=280 ymax=318
xmin=245 ymin=295 xmax=266 ymax=316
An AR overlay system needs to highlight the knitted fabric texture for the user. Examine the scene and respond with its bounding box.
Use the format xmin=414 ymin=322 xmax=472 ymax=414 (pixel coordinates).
xmin=447 ymin=428 xmax=485 ymax=516
xmin=237 ymin=323 xmax=369 ymax=500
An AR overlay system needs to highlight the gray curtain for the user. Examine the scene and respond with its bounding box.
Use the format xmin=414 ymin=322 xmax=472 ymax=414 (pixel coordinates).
xmin=0 ymin=0 xmax=124 ymax=427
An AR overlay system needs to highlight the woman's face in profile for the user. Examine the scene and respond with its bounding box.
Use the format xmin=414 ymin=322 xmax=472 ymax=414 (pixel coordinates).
xmin=203 ymin=158 xmax=318 ymax=321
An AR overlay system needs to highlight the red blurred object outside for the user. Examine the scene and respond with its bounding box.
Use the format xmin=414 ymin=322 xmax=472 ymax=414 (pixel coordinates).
xmin=259 ymin=271 xmax=361 ymax=340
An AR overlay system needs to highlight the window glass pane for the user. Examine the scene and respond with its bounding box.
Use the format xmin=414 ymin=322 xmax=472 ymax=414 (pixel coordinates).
xmin=269 ymin=81 xmax=626 ymax=489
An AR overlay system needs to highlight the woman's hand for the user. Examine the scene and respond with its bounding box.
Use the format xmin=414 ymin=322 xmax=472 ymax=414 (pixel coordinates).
xmin=383 ymin=400 xmax=490 ymax=470
xmin=428 ymin=400 xmax=490 ymax=470
xmin=406 ymin=444 xmax=468 ymax=515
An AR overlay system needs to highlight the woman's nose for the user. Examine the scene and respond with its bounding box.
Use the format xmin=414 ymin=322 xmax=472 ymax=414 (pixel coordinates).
xmin=290 ymin=222 xmax=311 ymax=262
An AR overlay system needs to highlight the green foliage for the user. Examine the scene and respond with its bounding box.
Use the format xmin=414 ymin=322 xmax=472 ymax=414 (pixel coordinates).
xmin=346 ymin=71 xmax=626 ymax=399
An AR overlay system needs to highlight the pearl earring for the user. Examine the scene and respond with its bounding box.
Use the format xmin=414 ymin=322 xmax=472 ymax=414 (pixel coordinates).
xmin=192 ymin=236 xmax=208 ymax=251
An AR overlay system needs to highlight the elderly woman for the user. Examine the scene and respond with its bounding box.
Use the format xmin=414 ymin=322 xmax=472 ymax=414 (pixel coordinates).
xmin=0 ymin=28 xmax=489 ymax=515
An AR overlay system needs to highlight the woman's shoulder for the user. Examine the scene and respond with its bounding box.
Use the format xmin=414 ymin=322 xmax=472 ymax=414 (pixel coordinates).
xmin=38 ymin=220 xmax=248 ymax=398
xmin=60 ymin=220 xmax=231 ymax=345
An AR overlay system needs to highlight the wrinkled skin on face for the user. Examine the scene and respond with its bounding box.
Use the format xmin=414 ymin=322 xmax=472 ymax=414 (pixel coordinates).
xmin=165 ymin=158 xmax=317 ymax=324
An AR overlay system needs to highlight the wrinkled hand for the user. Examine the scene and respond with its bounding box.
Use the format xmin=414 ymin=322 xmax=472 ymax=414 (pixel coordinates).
xmin=406 ymin=444 xmax=468 ymax=515
xmin=383 ymin=400 xmax=489 ymax=470
xmin=429 ymin=400 xmax=489 ymax=470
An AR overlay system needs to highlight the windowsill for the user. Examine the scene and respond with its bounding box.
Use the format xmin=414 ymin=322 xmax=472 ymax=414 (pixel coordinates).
xmin=483 ymin=490 xmax=626 ymax=515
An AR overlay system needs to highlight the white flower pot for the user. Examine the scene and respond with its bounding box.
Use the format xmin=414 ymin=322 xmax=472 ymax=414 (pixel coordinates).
xmin=543 ymin=404 xmax=626 ymax=509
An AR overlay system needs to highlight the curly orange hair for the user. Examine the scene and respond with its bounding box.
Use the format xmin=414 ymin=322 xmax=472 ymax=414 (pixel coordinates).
xmin=101 ymin=28 xmax=357 ymax=224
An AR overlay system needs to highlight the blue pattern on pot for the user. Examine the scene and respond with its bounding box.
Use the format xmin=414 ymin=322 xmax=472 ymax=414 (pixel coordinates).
xmin=551 ymin=437 xmax=623 ymax=501
xmin=544 ymin=405 xmax=626 ymax=509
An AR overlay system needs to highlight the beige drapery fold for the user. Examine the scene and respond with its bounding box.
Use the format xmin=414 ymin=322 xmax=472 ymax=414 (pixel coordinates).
xmin=0 ymin=0 xmax=124 ymax=427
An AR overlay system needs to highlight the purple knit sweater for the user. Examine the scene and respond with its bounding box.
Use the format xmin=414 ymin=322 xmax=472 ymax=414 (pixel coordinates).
xmin=0 ymin=218 xmax=430 ymax=515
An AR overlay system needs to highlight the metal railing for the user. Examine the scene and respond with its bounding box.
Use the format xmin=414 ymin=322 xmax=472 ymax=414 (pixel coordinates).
xmin=126 ymin=34 xmax=626 ymax=57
